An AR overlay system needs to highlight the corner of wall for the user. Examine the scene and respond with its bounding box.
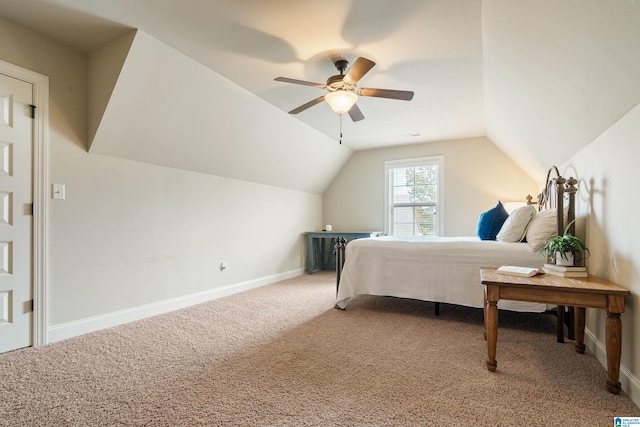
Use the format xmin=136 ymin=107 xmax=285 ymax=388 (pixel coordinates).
xmin=88 ymin=30 xmax=137 ymax=150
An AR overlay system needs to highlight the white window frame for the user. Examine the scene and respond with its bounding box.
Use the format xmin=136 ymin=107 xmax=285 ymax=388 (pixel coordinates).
xmin=384 ymin=156 xmax=444 ymax=237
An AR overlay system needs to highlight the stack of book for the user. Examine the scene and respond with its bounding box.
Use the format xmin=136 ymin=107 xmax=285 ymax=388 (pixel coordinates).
xmin=542 ymin=263 xmax=588 ymax=277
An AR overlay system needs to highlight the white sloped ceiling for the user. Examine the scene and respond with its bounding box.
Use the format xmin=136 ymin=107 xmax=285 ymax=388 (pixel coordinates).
xmin=88 ymin=30 xmax=352 ymax=194
xmin=482 ymin=0 xmax=640 ymax=180
xmin=0 ymin=0 xmax=639 ymax=187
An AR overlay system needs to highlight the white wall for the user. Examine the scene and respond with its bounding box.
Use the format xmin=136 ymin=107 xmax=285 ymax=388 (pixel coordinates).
xmin=323 ymin=136 xmax=538 ymax=236
xmin=48 ymin=151 xmax=321 ymax=325
xmin=562 ymin=101 xmax=640 ymax=403
xmin=0 ymin=17 xmax=322 ymax=338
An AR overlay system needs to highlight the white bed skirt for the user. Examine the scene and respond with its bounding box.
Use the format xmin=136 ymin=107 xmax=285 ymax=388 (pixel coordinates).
xmin=336 ymin=236 xmax=550 ymax=312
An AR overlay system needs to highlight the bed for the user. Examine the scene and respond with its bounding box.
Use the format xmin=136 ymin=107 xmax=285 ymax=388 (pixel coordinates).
xmin=335 ymin=236 xmax=549 ymax=312
xmin=335 ymin=166 xmax=578 ymax=329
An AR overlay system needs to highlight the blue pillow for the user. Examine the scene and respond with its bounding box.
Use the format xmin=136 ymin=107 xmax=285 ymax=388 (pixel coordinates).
xmin=476 ymin=201 xmax=509 ymax=240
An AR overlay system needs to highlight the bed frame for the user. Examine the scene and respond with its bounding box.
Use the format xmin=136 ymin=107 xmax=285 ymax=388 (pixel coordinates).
xmin=335 ymin=166 xmax=579 ymax=341
xmin=533 ymin=166 xmax=578 ymax=340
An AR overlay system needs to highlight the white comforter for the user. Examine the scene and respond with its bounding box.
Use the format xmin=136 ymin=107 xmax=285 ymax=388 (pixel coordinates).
xmin=336 ymin=236 xmax=549 ymax=312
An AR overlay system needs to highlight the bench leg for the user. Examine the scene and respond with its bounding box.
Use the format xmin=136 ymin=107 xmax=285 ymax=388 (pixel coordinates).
xmin=606 ymin=312 xmax=623 ymax=394
xmin=486 ymin=299 xmax=498 ymax=372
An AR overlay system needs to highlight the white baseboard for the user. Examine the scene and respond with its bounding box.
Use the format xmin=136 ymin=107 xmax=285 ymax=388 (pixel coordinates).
xmin=585 ymin=328 xmax=640 ymax=407
xmin=47 ymin=268 xmax=304 ymax=344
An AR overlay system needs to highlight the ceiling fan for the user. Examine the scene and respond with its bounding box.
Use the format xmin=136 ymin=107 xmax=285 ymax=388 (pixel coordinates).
xmin=275 ymin=57 xmax=414 ymax=122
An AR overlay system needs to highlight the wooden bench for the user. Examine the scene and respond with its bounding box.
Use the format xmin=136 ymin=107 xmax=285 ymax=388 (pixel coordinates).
xmin=480 ymin=267 xmax=631 ymax=394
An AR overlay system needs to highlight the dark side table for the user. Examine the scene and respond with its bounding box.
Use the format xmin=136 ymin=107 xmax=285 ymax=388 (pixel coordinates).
xmin=305 ymin=231 xmax=380 ymax=274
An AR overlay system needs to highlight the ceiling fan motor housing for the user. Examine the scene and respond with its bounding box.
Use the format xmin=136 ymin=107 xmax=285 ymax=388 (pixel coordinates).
xmin=326 ymin=74 xmax=356 ymax=93
xmin=334 ymin=59 xmax=349 ymax=73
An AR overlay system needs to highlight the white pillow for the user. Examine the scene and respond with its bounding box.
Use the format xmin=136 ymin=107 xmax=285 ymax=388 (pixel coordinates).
xmin=526 ymin=208 xmax=561 ymax=252
xmin=496 ymin=205 xmax=536 ymax=242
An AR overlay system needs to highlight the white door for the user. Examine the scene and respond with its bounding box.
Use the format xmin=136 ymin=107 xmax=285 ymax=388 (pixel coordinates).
xmin=0 ymin=73 xmax=34 ymax=353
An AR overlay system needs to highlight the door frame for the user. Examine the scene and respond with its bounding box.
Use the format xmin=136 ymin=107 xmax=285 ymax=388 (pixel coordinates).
xmin=0 ymin=60 xmax=49 ymax=347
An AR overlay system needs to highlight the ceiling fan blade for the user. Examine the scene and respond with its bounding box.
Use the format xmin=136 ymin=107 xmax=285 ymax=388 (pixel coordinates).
xmin=359 ymin=87 xmax=414 ymax=101
xmin=348 ymin=103 xmax=365 ymax=122
xmin=343 ymin=57 xmax=375 ymax=85
xmin=288 ymin=95 xmax=326 ymax=114
xmin=275 ymin=77 xmax=326 ymax=89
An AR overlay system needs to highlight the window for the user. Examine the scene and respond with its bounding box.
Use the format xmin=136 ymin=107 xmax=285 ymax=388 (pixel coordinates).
xmin=384 ymin=156 xmax=443 ymax=237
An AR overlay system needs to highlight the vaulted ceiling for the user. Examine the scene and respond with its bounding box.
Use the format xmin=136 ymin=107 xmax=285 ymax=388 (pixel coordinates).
xmin=1 ymin=0 xmax=639 ymax=185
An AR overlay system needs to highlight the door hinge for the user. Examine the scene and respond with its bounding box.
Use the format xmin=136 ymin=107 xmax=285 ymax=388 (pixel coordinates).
xmin=30 ymin=299 xmax=34 ymax=312
xmin=29 ymin=203 xmax=34 ymax=216
xmin=29 ymin=104 xmax=36 ymax=119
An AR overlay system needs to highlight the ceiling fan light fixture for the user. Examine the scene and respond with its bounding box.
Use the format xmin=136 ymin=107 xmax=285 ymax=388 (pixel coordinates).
xmin=325 ymin=90 xmax=358 ymax=115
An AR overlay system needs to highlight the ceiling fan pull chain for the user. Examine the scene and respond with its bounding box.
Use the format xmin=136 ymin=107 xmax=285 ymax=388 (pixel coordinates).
xmin=339 ymin=114 xmax=343 ymax=144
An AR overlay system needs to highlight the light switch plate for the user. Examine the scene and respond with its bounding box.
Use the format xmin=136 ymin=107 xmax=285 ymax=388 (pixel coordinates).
xmin=52 ymin=184 xmax=65 ymax=200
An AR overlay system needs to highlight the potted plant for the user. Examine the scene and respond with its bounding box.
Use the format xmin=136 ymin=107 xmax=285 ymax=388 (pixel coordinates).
xmin=539 ymin=220 xmax=590 ymax=266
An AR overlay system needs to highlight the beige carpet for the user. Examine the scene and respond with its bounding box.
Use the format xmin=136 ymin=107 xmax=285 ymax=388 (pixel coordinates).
xmin=0 ymin=272 xmax=638 ymax=426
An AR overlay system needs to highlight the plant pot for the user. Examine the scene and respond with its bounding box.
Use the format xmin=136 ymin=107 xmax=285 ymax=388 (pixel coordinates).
xmin=555 ymin=252 xmax=574 ymax=266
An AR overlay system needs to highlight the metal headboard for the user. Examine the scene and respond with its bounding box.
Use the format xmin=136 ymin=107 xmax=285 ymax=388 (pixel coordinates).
xmin=528 ymin=166 xmax=577 ymax=236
